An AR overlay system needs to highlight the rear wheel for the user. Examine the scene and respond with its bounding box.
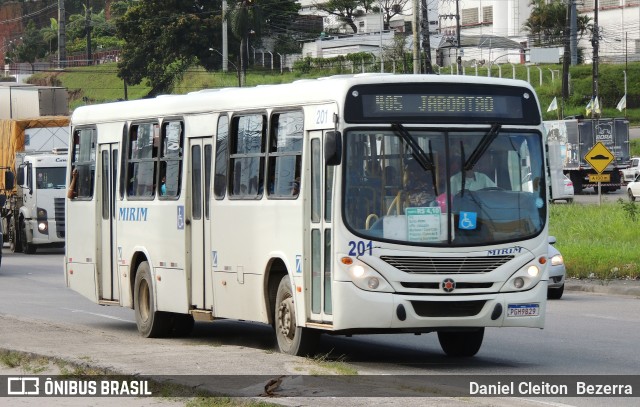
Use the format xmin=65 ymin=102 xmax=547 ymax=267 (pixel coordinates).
xmin=9 ymin=217 xmax=21 ymax=253
xmin=274 ymin=275 xmax=319 ymax=356
xmin=437 ymin=328 xmax=484 ymax=357
xmin=134 ymin=261 xmax=169 ymax=338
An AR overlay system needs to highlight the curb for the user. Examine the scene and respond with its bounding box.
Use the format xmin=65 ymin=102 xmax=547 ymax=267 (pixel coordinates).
xmin=565 ymin=280 xmax=640 ymax=297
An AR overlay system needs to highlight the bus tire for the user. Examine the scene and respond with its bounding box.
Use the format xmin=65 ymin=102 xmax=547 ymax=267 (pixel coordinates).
xmin=134 ymin=261 xmax=169 ymax=338
xmin=169 ymin=313 xmax=194 ymax=337
xmin=437 ymin=328 xmax=484 ymax=357
xmin=10 ymin=217 xmax=21 ymax=253
xmin=275 ymin=275 xmax=319 ymax=356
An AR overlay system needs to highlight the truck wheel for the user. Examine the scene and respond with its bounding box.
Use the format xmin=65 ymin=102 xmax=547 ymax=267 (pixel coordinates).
xmin=10 ymin=217 xmax=21 ymax=253
xmin=134 ymin=261 xmax=169 ymax=338
xmin=274 ymin=275 xmax=319 ymax=356
xmin=437 ymin=328 xmax=484 ymax=357
xmin=20 ymin=221 xmax=36 ymax=254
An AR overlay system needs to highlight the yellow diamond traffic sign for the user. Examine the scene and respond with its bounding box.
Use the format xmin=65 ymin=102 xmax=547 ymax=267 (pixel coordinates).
xmin=584 ymin=142 xmax=614 ymax=174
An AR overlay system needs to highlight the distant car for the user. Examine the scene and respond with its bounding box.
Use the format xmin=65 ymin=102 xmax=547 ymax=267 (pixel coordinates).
xmin=552 ymin=174 xmax=574 ymax=203
xmin=547 ymin=236 xmax=566 ymax=300
xmin=627 ymin=173 xmax=640 ymax=201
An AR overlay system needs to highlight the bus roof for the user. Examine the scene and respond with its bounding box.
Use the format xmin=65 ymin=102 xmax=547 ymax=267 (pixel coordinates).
xmin=71 ymin=74 xmax=538 ymax=125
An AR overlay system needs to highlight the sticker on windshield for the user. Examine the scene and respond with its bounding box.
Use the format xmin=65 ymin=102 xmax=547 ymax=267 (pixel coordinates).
xmin=458 ymin=211 xmax=477 ymax=230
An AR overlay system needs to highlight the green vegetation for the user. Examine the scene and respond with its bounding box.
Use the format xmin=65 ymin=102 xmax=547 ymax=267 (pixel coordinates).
xmin=25 ymin=58 xmax=640 ymax=124
xmin=549 ymin=201 xmax=640 ymax=280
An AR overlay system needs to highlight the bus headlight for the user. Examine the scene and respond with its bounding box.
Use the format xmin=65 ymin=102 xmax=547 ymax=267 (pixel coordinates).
xmin=347 ymin=263 xmax=394 ymax=293
xmin=501 ymin=263 xmax=543 ymax=292
xmin=38 ymin=221 xmax=48 ymax=233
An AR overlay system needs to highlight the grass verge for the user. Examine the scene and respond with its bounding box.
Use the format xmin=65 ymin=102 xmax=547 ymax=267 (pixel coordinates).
xmin=549 ymin=200 xmax=640 ymax=280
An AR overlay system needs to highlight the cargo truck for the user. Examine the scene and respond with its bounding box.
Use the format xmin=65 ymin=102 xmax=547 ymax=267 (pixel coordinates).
xmin=544 ymin=118 xmax=630 ymax=194
xmin=0 ymin=117 xmax=69 ymax=254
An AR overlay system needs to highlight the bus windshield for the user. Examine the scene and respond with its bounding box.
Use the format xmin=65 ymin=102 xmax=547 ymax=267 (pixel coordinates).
xmin=343 ymin=127 xmax=546 ymax=246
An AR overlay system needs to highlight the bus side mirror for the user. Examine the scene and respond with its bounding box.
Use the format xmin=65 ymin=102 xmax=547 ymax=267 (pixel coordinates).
xmin=4 ymin=171 xmax=14 ymax=190
xmin=325 ymin=131 xmax=342 ymax=166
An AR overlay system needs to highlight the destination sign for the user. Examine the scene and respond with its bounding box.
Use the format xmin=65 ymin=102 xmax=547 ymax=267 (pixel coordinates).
xmin=344 ymin=83 xmax=541 ymax=124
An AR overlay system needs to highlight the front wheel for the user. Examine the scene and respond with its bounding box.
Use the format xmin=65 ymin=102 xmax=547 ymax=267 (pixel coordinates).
xmin=20 ymin=221 xmax=36 ymax=254
xmin=274 ymin=275 xmax=319 ymax=356
xmin=437 ymin=328 xmax=484 ymax=357
xmin=629 ymin=189 xmax=636 ymax=202
xmin=547 ymin=284 xmax=565 ymax=300
xmin=134 ymin=261 xmax=169 ymax=338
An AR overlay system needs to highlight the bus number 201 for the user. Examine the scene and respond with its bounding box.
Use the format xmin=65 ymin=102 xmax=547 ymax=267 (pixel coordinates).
xmin=348 ymin=240 xmax=373 ymax=256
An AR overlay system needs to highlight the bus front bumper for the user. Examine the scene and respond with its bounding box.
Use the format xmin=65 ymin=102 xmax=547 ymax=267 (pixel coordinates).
xmin=330 ymin=280 xmax=547 ymax=331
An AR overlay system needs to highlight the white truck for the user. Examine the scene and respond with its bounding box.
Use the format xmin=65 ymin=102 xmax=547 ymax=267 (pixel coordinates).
xmin=0 ymin=117 xmax=69 ymax=254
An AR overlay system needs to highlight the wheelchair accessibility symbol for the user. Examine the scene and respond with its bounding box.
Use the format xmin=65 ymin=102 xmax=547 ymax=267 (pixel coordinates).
xmin=458 ymin=211 xmax=477 ymax=230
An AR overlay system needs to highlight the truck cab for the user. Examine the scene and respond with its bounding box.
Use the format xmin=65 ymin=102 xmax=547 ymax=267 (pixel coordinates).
xmin=7 ymin=149 xmax=68 ymax=253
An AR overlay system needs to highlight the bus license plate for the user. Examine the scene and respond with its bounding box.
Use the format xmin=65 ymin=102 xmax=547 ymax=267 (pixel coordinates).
xmin=507 ymin=303 xmax=539 ymax=317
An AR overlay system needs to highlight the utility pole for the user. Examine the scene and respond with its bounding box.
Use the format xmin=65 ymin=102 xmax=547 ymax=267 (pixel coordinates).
xmin=421 ymin=0 xmax=433 ymax=73
xmin=591 ymin=0 xmax=599 ymax=109
xmin=85 ymin=0 xmax=92 ymax=66
xmin=570 ymin=0 xmax=577 ymax=65
xmin=412 ymin=0 xmax=420 ymax=73
xmin=58 ymin=0 xmax=66 ymax=68
xmin=455 ymin=0 xmax=461 ymax=74
xmin=561 ymin=0 xmax=571 ymax=116
xmin=222 ymin=0 xmax=228 ymax=72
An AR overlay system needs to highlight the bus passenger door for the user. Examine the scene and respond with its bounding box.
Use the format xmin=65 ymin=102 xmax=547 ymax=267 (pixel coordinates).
xmin=187 ymin=137 xmax=213 ymax=310
xmin=308 ymin=131 xmax=334 ymax=323
xmin=98 ymin=143 xmax=119 ymax=302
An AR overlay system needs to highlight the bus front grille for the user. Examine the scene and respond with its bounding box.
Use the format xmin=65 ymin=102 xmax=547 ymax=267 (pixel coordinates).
xmin=410 ymin=300 xmax=487 ymax=317
xmin=380 ymin=255 xmax=513 ymax=274
xmin=54 ymin=197 xmax=65 ymax=238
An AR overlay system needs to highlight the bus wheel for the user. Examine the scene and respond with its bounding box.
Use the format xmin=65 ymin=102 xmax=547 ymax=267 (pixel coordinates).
xmin=9 ymin=217 xmax=21 ymax=253
xmin=275 ymin=275 xmax=319 ymax=356
xmin=134 ymin=261 xmax=169 ymax=338
xmin=437 ymin=328 xmax=484 ymax=357
xmin=169 ymin=313 xmax=194 ymax=337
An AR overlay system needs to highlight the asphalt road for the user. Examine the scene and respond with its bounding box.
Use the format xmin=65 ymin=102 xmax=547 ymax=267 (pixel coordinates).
xmin=1 ymin=249 xmax=640 ymax=406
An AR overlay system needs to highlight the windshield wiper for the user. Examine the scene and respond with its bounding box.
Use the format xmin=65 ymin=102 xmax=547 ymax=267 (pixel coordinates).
xmin=464 ymin=123 xmax=501 ymax=171
xmin=391 ymin=123 xmax=433 ymax=170
xmin=391 ymin=123 xmax=438 ymax=195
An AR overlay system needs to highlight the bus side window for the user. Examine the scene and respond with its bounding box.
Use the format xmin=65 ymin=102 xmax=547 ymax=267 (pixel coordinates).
xmin=214 ymin=115 xmax=229 ymax=199
xmin=268 ymin=111 xmax=303 ymax=198
xmin=229 ymin=114 xmax=266 ymax=199
xmin=127 ymin=122 xmax=158 ymax=199
xmin=158 ymin=120 xmax=183 ymax=198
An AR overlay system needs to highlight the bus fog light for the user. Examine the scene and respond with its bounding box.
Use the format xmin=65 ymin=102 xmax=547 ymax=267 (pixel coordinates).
xmin=350 ymin=265 xmax=365 ymax=278
xmin=513 ymin=277 xmax=525 ymax=289
xmin=527 ymin=265 xmax=539 ymax=277
xmin=38 ymin=222 xmax=48 ymax=233
xmin=367 ymin=277 xmax=379 ymax=289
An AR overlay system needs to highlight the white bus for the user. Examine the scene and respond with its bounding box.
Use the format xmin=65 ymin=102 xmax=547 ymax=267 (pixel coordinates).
xmin=66 ymin=74 xmax=549 ymax=357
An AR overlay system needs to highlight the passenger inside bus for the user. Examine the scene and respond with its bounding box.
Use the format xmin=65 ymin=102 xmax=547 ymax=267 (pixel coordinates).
xmin=449 ymin=148 xmax=496 ymax=195
xmin=403 ymin=158 xmax=435 ymax=210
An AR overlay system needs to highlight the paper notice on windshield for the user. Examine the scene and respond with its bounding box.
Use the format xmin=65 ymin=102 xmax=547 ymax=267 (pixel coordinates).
xmin=406 ymin=207 xmax=443 ymax=242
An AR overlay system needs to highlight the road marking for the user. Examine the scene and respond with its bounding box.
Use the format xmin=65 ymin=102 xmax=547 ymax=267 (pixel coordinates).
xmin=61 ymin=308 xmax=132 ymax=322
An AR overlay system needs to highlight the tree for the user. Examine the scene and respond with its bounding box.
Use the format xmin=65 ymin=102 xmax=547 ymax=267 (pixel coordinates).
xmin=116 ymin=0 xmax=224 ymax=96
xmin=314 ymin=0 xmax=362 ymax=34
xmin=40 ymin=18 xmax=59 ymax=56
xmin=523 ymin=0 xmax=591 ymax=47
xmin=13 ymin=21 xmax=46 ymax=72
xmin=315 ymin=0 xmax=406 ymax=34
xmin=227 ymin=0 xmax=262 ymax=86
